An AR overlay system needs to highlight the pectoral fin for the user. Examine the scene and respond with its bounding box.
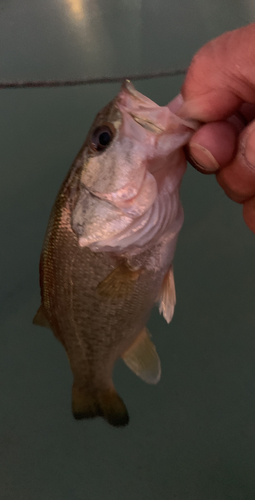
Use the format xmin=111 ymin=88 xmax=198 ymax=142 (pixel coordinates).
xmin=33 ymin=305 xmax=51 ymax=329
xmin=122 ymin=328 xmax=161 ymax=384
xmin=96 ymin=262 xmax=140 ymax=299
xmin=158 ymin=265 xmax=176 ymax=324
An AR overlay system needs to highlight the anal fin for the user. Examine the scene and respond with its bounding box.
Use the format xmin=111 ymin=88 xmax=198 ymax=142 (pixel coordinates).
xmin=122 ymin=327 xmax=161 ymax=384
xmin=96 ymin=262 xmax=140 ymax=299
xmin=158 ymin=264 xmax=176 ymax=324
xmin=33 ymin=305 xmax=51 ymax=329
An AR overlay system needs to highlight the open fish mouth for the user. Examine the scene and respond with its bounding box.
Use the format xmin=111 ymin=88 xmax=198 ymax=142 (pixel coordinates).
xmin=84 ymin=80 xmax=192 ymax=216
xmin=118 ymin=79 xmax=198 ymax=133
xmin=117 ymin=80 xmax=167 ymax=133
xmin=71 ymin=81 xmax=197 ymax=252
xmin=118 ymin=81 xmax=166 ymax=134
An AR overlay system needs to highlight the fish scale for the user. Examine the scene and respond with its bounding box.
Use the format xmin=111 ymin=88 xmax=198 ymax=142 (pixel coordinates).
xmin=33 ymin=81 xmax=197 ymax=426
xmin=45 ymin=174 xmax=160 ymax=355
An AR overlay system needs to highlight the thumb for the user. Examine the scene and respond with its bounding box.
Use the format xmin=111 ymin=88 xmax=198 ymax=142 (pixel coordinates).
xmin=179 ymin=24 xmax=255 ymax=122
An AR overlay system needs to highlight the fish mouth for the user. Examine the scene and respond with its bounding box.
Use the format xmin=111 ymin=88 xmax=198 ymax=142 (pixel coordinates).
xmin=82 ymin=80 xmax=193 ymax=216
xmin=117 ymin=80 xmax=164 ymax=134
xmin=118 ymin=79 xmax=198 ymax=134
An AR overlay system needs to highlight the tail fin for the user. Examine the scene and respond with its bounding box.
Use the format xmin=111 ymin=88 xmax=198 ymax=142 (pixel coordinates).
xmin=72 ymin=385 xmax=129 ymax=427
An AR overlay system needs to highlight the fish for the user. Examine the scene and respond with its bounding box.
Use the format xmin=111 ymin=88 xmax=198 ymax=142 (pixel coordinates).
xmin=33 ymin=81 xmax=197 ymax=427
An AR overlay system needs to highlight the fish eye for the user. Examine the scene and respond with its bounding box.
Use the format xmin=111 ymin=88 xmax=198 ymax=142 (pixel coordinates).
xmin=90 ymin=125 xmax=114 ymax=152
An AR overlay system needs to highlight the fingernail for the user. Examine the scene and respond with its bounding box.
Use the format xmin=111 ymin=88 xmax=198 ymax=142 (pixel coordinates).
xmin=176 ymin=101 xmax=188 ymax=118
xmin=167 ymin=94 xmax=184 ymax=113
xmin=245 ymin=128 xmax=255 ymax=168
xmin=177 ymin=99 xmax=200 ymax=119
xmin=188 ymin=143 xmax=220 ymax=172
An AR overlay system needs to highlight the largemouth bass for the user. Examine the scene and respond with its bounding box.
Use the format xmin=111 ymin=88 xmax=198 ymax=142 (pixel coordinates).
xmin=33 ymin=81 xmax=196 ymax=427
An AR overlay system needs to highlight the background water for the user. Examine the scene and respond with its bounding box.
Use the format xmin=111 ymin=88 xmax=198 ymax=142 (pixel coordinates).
xmin=0 ymin=1 xmax=255 ymax=499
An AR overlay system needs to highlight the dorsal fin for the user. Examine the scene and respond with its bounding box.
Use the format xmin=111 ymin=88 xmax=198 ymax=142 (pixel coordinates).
xmin=33 ymin=305 xmax=51 ymax=329
xmin=122 ymin=327 xmax=161 ymax=384
xmin=158 ymin=265 xmax=176 ymax=324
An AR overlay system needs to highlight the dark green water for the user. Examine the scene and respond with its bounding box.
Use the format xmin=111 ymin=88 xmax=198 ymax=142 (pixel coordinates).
xmin=0 ymin=1 xmax=255 ymax=499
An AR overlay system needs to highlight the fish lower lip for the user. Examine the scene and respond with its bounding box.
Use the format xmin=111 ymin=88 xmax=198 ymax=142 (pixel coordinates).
xmin=86 ymin=166 xmax=147 ymax=206
xmin=88 ymin=187 xmax=140 ymax=206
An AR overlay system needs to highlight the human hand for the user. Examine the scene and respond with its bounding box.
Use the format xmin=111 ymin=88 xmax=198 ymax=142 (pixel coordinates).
xmin=179 ymin=23 xmax=255 ymax=233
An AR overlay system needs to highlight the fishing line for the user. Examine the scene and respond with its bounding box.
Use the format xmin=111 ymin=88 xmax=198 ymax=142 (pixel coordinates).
xmin=0 ymin=68 xmax=187 ymax=89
